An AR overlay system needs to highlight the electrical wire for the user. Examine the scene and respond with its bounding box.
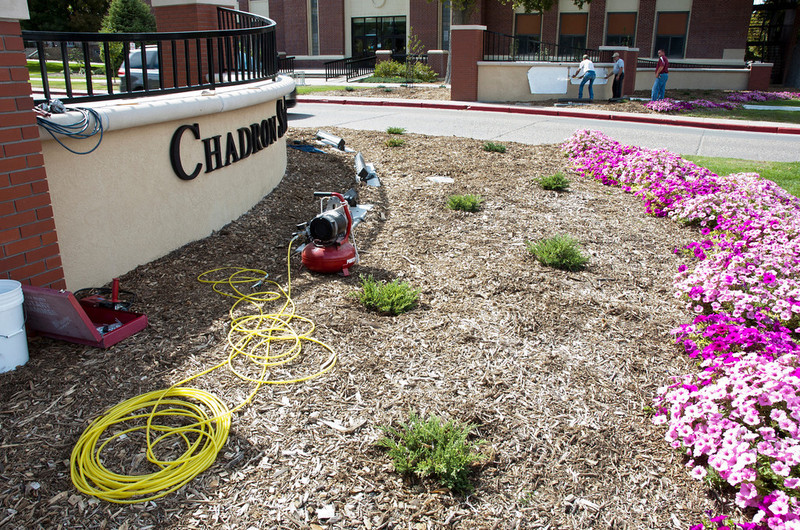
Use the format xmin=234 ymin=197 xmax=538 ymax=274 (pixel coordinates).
xmin=70 ymin=238 xmax=337 ymax=503
xmin=36 ymin=106 xmax=103 ymax=155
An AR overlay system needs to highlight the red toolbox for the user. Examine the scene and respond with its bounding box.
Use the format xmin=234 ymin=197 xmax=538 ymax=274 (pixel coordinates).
xmin=21 ymin=285 xmax=148 ymax=348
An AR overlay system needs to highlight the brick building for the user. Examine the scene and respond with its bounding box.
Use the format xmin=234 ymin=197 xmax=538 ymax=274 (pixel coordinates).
xmin=263 ymin=0 xmax=753 ymax=69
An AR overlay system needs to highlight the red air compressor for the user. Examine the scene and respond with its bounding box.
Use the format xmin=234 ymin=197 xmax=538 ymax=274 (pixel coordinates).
xmin=299 ymin=191 xmax=358 ymax=276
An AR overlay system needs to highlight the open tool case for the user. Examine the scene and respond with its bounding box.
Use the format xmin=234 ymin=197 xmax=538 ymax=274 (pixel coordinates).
xmin=21 ymin=285 xmax=147 ymax=348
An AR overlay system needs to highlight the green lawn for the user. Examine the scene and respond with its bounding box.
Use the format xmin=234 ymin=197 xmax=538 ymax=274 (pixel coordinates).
xmin=296 ymin=85 xmax=362 ymax=94
xmin=683 ymin=155 xmax=800 ymax=197
xmin=684 ymin=106 xmax=800 ymax=125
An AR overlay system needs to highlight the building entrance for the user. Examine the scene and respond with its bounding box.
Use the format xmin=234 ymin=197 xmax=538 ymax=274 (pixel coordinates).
xmin=352 ymin=16 xmax=406 ymax=57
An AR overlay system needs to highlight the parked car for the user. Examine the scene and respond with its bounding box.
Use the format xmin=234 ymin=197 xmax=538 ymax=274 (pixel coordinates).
xmin=285 ymin=87 xmax=297 ymax=108
xmin=118 ymin=48 xmax=160 ymax=92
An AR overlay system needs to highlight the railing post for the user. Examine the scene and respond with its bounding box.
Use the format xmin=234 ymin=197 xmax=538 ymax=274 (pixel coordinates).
xmin=152 ymin=0 xmax=237 ymax=87
xmin=450 ymin=25 xmax=486 ymax=102
xmin=0 ymin=1 xmax=65 ymax=288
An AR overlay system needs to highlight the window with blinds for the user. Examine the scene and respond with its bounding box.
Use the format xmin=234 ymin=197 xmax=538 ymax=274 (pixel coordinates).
xmin=559 ymin=13 xmax=588 ymax=52
xmin=654 ymin=11 xmax=688 ymax=58
xmin=515 ymin=13 xmax=541 ymax=55
xmin=605 ymin=12 xmax=636 ymax=47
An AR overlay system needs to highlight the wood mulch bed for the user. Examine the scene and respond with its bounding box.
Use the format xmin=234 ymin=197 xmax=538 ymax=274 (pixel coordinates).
xmin=0 ymin=127 xmax=740 ymax=529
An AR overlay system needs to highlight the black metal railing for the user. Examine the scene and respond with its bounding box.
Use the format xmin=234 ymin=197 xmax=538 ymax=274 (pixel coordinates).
xmin=483 ymin=31 xmax=600 ymax=63
xmin=278 ymin=55 xmax=295 ymax=74
xmin=636 ymin=58 xmax=748 ymax=69
xmin=324 ymin=55 xmax=377 ymax=81
xmin=22 ymin=7 xmax=283 ymax=105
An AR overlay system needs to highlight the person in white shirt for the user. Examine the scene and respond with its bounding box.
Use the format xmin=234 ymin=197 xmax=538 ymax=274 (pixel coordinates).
xmin=571 ymin=54 xmax=596 ymax=100
xmin=606 ymin=52 xmax=625 ymax=99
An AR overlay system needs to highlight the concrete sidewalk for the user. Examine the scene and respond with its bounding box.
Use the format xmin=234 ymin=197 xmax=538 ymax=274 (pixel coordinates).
xmin=297 ymin=93 xmax=800 ymax=136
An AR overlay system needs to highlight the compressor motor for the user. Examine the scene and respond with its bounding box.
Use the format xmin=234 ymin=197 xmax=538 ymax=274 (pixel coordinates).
xmin=297 ymin=190 xmax=366 ymax=276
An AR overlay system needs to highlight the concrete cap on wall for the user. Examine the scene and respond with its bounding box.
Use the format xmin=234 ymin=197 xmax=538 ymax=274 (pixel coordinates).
xmin=151 ymin=0 xmax=237 ymax=7
xmin=451 ymin=25 xmax=488 ymax=31
xmin=0 ymin=0 xmax=30 ymax=20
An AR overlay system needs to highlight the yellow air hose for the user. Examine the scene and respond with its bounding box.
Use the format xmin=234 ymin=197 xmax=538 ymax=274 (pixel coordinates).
xmin=70 ymin=239 xmax=337 ymax=503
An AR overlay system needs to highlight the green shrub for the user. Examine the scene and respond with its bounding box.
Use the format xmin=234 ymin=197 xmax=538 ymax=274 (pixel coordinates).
xmin=526 ymin=235 xmax=589 ymax=271
xmin=386 ymin=126 xmax=405 ymax=135
xmin=345 ymin=86 xmax=355 ymax=91
xmin=372 ymin=60 xmax=438 ymax=82
xmin=377 ymin=411 xmax=486 ymax=493
xmin=539 ymin=172 xmax=571 ymax=191
xmin=352 ymin=275 xmax=419 ymax=315
xmin=385 ymin=137 xmax=405 ymax=147
xmin=483 ymin=142 xmax=506 ymax=153
xmin=447 ymin=194 xmax=483 ymax=213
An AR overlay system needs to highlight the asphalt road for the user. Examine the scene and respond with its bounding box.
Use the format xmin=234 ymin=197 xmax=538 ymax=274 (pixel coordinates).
xmin=289 ymin=102 xmax=800 ymax=162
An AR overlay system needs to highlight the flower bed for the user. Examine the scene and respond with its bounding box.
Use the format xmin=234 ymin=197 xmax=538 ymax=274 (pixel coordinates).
xmin=562 ymin=129 xmax=800 ymax=530
xmin=644 ymin=90 xmax=800 ymax=113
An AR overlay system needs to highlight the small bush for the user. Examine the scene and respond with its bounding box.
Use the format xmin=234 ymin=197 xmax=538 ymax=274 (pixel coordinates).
xmin=345 ymin=86 xmax=355 ymax=92
xmin=386 ymin=127 xmax=406 ymax=135
xmin=352 ymin=275 xmax=419 ymax=315
xmin=447 ymin=194 xmax=483 ymax=213
xmin=526 ymin=235 xmax=589 ymax=271
xmin=372 ymin=60 xmax=438 ymax=82
xmin=377 ymin=411 xmax=486 ymax=493
xmin=483 ymin=142 xmax=506 ymax=153
xmin=385 ymin=137 xmax=405 ymax=147
xmin=539 ymin=172 xmax=571 ymax=191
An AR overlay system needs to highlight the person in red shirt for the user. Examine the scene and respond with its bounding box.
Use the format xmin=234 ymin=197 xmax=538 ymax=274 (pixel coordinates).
xmin=651 ymin=49 xmax=669 ymax=101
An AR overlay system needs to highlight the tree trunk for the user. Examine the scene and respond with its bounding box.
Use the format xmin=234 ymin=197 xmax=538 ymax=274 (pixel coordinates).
xmin=444 ymin=7 xmax=470 ymax=85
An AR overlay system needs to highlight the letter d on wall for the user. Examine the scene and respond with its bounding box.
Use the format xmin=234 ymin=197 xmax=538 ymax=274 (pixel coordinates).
xmin=170 ymin=123 xmax=202 ymax=180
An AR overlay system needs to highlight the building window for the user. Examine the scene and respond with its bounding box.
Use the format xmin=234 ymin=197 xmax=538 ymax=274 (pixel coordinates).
xmin=310 ymin=0 xmax=319 ymax=55
xmin=606 ymin=12 xmax=636 ymax=47
xmin=559 ymin=13 xmax=588 ymax=53
xmin=515 ymin=13 xmax=541 ymax=55
xmin=654 ymin=11 xmax=688 ymax=58
xmin=352 ymin=16 xmax=406 ymax=57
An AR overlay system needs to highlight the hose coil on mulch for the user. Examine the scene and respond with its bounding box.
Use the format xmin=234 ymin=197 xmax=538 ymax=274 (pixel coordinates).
xmin=70 ymin=242 xmax=337 ymax=503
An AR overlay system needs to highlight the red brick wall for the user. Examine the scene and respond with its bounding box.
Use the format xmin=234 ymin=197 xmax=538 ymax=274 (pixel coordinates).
xmin=319 ymin=0 xmax=344 ymax=55
xmin=542 ymin=7 xmax=558 ymax=46
xmin=481 ymin=0 xmax=513 ymax=35
xmin=587 ymin=0 xmax=606 ymax=50
xmin=269 ymin=0 xmax=309 ymax=56
xmin=410 ymin=0 xmax=440 ymax=51
xmin=685 ymin=0 xmax=750 ymax=59
xmin=0 ymin=21 xmax=65 ymax=289
xmin=155 ymin=4 xmax=221 ymax=86
xmin=636 ymin=0 xmax=656 ymax=58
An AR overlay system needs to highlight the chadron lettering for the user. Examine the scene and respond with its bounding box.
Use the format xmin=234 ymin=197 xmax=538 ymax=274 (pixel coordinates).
xmin=169 ymin=98 xmax=289 ymax=179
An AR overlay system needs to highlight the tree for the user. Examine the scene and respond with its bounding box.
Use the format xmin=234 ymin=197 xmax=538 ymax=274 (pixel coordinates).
xmin=23 ymin=0 xmax=111 ymax=32
xmin=101 ymin=0 xmax=157 ymax=74
xmin=101 ymin=0 xmax=157 ymax=33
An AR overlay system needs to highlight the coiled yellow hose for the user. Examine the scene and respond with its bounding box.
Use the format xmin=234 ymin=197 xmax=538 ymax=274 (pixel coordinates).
xmin=70 ymin=240 xmax=336 ymax=503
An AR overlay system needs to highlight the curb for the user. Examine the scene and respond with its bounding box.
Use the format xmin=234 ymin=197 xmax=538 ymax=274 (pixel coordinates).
xmin=298 ymin=96 xmax=800 ymax=136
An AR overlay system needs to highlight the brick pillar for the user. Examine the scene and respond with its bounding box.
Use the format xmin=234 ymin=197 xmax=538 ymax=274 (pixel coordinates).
xmin=450 ymin=25 xmax=485 ymax=102
xmin=586 ymin=0 xmax=606 ymax=50
xmin=152 ymin=0 xmax=236 ymax=87
xmin=621 ymin=48 xmax=638 ymax=97
xmin=637 ymin=0 xmax=656 ymax=58
xmin=542 ymin=8 xmax=558 ymax=47
xmin=748 ymin=63 xmax=773 ymax=91
xmin=1 ymin=4 xmax=66 ymax=289
xmin=376 ymin=50 xmax=392 ymax=68
xmin=427 ymin=50 xmax=447 ymax=78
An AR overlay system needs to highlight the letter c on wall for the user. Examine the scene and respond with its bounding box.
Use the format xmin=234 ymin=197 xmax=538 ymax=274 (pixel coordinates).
xmin=170 ymin=123 xmax=202 ymax=180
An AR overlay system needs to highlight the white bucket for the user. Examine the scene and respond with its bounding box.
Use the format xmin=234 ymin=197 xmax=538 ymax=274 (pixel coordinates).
xmin=0 ymin=280 xmax=28 ymax=373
